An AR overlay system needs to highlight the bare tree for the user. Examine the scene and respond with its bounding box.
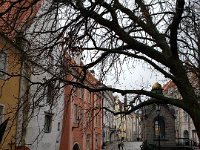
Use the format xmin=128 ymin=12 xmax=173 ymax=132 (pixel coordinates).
xmin=48 ymin=0 xmax=200 ymax=139
xmin=1 ymin=0 xmax=200 ymax=140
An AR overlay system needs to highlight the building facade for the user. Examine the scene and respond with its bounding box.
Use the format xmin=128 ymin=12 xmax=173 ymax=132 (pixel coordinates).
xmin=0 ymin=33 xmax=21 ymax=149
xmin=60 ymin=54 xmax=102 ymax=150
xmin=17 ymin=71 xmax=65 ymax=150
xmin=12 ymin=0 xmax=67 ymax=148
xmin=0 ymin=0 xmax=42 ymax=39
xmin=125 ymin=113 xmax=138 ymax=142
xmin=163 ymin=80 xmax=199 ymax=145
xmin=102 ymin=89 xmax=116 ymax=146
xmin=142 ymin=104 xmax=176 ymax=148
xmin=114 ymin=98 xmax=127 ymax=141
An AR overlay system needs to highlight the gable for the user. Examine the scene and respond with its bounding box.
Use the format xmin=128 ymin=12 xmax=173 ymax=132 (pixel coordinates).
xmin=144 ymin=104 xmax=175 ymax=122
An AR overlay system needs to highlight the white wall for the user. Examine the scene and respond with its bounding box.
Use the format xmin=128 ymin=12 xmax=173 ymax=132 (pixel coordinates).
xmin=25 ymin=72 xmax=65 ymax=150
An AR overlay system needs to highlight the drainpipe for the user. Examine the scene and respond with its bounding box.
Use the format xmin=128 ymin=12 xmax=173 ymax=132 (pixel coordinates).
xmin=102 ymin=94 xmax=104 ymax=148
xmin=92 ymin=93 xmax=94 ymax=150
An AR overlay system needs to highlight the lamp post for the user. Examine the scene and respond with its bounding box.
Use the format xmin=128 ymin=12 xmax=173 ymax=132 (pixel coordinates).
xmin=156 ymin=105 xmax=161 ymax=150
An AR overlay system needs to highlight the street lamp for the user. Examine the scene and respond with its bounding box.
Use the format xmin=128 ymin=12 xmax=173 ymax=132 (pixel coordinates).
xmin=156 ymin=104 xmax=161 ymax=150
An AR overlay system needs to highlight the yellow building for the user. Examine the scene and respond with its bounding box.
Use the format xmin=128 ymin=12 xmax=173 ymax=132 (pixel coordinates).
xmin=0 ymin=33 xmax=21 ymax=149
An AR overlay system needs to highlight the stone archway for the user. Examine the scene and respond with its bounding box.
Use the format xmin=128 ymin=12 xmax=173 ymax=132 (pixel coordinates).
xmin=183 ymin=130 xmax=189 ymax=138
xmin=73 ymin=143 xmax=80 ymax=150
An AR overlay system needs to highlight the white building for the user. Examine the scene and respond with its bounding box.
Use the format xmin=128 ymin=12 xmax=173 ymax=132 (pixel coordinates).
xmin=125 ymin=113 xmax=138 ymax=141
xmin=163 ymin=80 xmax=199 ymax=146
xmin=16 ymin=52 xmax=65 ymax=150
xmin=16 ymin=0 xmax=66 ymax=149
xmin=102 ymin=89 xmax=116 ymax=146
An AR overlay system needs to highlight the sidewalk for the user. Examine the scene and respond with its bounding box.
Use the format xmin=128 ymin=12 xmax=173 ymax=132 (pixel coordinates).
xmin=102 ymin=142 xmax=117 ymax=150
xmin=102 ymin=141 xmax=143 ymax=150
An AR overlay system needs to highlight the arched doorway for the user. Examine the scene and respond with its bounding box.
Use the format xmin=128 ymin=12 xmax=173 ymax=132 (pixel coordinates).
xmin=183 ymin=130 xmax=189 ymax=138
xmin=73 ymin=143 xmax=80 ymax=150
xmin=110 ymin=130 xmax=116 ymax=142
xmin=183 ymin=130 xmax=189 ymax=145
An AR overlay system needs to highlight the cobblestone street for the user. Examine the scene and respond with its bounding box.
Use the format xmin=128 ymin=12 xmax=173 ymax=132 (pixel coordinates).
xmin=103 ymin=141 xmax=143 ymax=150
xmin=103 ymin=141 xmax=200 ymax=150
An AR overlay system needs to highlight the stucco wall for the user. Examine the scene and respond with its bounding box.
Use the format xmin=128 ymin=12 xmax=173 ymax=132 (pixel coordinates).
xmin=0 ymin=35 xmax=21 ymax=149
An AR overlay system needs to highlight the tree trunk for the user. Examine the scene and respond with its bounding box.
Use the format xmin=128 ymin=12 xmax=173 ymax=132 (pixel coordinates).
xmin=188 ymin=103 xmax=200 ymax=141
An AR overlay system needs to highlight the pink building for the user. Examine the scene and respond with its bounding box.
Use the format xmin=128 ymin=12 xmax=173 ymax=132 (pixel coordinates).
xmin=60 ymin=56 xmax=102 ymax=150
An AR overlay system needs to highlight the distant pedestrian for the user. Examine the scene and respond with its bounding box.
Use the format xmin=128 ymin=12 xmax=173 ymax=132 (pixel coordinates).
xmin=120 ymin=140 xmax=124 ymax=150
xmin=118 ymin=141 xmax=121 ymax=150
xmin=118 ymin=137 xmax=124 ymax=150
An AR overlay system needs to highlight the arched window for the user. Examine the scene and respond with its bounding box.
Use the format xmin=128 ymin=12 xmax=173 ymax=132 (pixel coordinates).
xmin=0 ymin=52 xmax=6 ymax=79
xmin=73 ymin=143 xmax=80 ymax=150
xmin=183 ymin=130 xmax=189 ymax=138
xmin=154 ymin=116 xmax=165 ymax=139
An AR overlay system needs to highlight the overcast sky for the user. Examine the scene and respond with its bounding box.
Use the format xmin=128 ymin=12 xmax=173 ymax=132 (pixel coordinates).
xmin=107 ymin=62 xmax=168 ymax=100
xmin=83 ymin=52 xmax=168 ymax=101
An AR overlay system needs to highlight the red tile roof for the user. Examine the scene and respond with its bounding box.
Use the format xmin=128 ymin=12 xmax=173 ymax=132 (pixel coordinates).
xmin=0 ymin=0 xmax=42 ymax=39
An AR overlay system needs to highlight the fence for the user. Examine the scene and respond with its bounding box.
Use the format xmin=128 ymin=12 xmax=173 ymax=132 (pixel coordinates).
xmin=176 ymin=138 xmax=198 ymax=148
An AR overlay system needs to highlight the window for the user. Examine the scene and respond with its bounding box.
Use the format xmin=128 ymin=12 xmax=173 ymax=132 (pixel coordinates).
xmin=86 ymin=135 xmax=90 ymax=150
xmin=73 ymin=104 xmax=78 ymax=123
xmin=154 ymin=120 xmax=159 ymax=137
xmin=94 ymin=94 xmax=97 ymax=107
xmin=79 ymin=108 xmax=82 ymax=121
xmin=95 ymin=114 xmax=97 ymax=127
xmin=72 ymin=87 xmax=77 ymax=97
xmin=44 ymin=113 xmax=53 ymax=133
xmin=0 ymin=105 xmax=4 ymax=124
xmin=168 ymin=88 xmax=173 ymax=95
xmin=79 ymin=88 xmax=84 ymax=100
xmin=73 ymin=105 xmax=82 ymax=124
xmin=47 ymin=55 xmax=54 ymax=70
xmin=57 ymin=122 xmax=60 ymax=131
xmin=183 ymin=111 xmax=188 ymax=122
xmin=88 ymin=112 xmax=91 ymax=124
xmin=0 ymin=52 xmax=6 ymax=79
xmin=175 ymin=109 xmax=178 ymax=116
xmin=98 ymin=114 xmax=101 ymax=127
xmin=154 ymin=116 xmax=165 ymax=139
xmin=47 ymin=82 xmax=54 ymax=105
xmin=183 ymin=130 xmax=189 ymax=138
xmin=95 ymin=134 xmax=99 ymax=150
xmin=95 ymin=113 xmax=101 ymax=127
xmin=87 ymin=91 xmax=91 ymax=104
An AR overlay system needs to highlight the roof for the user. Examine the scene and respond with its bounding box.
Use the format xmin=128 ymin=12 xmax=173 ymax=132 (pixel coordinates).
xmin=144 ymin=104 xmax=176 ymax=119
xmin=0 ymin=0 xmax=43 ymax=39
xmin=0 ymin=32 xmax=23 ymax=54
xmin=162 ymin=80 xmax=177 ymax=94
